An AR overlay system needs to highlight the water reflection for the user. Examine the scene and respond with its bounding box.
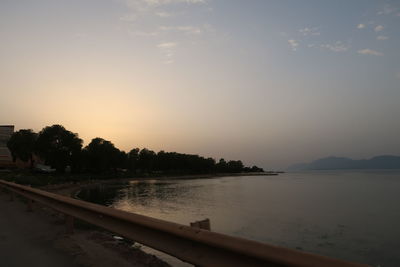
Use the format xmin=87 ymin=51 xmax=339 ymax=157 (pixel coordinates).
xmin=110 ymin=180 xmax=213 ymax=225
xmin=76 ymin=183 xmax=129 ymax=206
xmin=77 ymin=172 xmax=400 ymax=267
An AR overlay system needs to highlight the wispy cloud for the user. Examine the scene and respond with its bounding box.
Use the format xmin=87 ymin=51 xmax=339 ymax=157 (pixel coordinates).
xmin=123 ymin=0 xmax=205 ymax=20
xmin=321 ymin=41 xmax=349 ymax=52
xmin=155 ymin=11 xmax=172 ymax=17
xmin=130 ymin=23 xmax=213 ymax=38
xmin=357 ymin=49 xmax=383 ymax=56
xmin=160 ymin=25 xmax=203 ymax=35
xmin=142 ymin=0 xmax=205 ymax=5
xmin=357 ymin=24 xmax=365 ymax=29
xmin=377 ymin=35 xmax=388 ymax=40
xmin=157 ymin=42 xmax=178 ymax=63
xmin=374 ymin=25 xmax=384 ymax=32
xmin=157 ymin=42 xmax=178 ymax=48
xmin=126 ymin=0 xmax=205 ymax=9
xmin=120 ymin=0 xmax=213 ymax=63
xmin=377 ymin=4 xmax=398 ymax=16
xmin=288 ymin=39 xmax=299 ymax=51
xmin=299 ymin=27 xmax=320 ymax=36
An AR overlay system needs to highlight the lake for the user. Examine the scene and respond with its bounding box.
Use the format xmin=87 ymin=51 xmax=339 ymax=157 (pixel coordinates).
xmin=77 ymin=170 xmax=400 ymax=267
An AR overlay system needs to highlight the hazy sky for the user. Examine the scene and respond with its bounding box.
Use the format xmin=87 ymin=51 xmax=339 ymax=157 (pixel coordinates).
xmin=1 ymin=0 xmax=399 ymax=169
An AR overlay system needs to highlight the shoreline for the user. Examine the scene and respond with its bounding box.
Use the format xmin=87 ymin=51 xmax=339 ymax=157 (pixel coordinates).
xmin=41 ymin=172 xmax=279 ymax=197
xmin=34 ymin=172 xmax=278 ymax=266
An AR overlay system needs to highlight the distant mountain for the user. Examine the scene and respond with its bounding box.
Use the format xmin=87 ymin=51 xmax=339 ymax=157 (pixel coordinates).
xmin=288 ymin=155 xmax=400 ymax=170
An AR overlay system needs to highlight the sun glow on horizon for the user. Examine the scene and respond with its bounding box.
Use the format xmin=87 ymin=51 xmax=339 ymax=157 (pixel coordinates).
xmin=1 ymin=0 xmax=400 ymax=168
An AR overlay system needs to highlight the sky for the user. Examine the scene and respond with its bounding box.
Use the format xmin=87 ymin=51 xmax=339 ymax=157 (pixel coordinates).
xmin=1 ymin=0 xmax=399 ymax=169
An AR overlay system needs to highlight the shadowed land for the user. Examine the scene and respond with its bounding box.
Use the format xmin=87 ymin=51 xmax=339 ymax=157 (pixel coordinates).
xmin=0 ymin=190 xmax=169 ymax=267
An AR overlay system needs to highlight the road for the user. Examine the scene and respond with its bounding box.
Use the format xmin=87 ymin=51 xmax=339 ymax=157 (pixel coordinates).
xmin=0 ymin=191 xmax=81 ymax=267
xmin=0 ymin=188 xmax=172 ymax=267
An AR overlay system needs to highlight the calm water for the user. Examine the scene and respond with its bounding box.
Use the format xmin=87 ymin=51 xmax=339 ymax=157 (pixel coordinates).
xmin=77 ymin=171 xmax=400 ymax=267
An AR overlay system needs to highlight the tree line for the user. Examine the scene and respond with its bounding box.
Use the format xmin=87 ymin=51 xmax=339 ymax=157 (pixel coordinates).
xmin=7 ymin=124 xmax=264 ymax=174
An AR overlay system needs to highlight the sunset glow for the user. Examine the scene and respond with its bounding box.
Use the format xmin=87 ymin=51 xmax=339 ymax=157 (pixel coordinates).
xmin=1 ymin=0 xmax=399 ymax=168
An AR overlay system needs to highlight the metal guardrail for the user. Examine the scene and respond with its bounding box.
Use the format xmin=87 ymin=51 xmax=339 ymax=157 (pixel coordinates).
xmin=0 ymin=179 xmax=370 ymax=267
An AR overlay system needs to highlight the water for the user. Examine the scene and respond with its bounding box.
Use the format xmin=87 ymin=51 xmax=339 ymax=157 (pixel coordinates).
xmin=77 ymin=170 xmax=400 ymax=267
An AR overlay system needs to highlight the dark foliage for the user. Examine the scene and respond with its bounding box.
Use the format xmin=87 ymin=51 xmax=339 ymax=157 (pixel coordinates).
xmin=82 ymin=138 xmax=125 ymax=173
xmin=9 ymin=124 xmax=264 ymax=175
xmin=7 ymin=129 xmax=37 ymax=165
xmin=34 ymin=125 xmax=83 ymax=172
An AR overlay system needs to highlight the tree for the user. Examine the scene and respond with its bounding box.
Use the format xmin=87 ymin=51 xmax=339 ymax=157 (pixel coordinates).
xmin=127 ymin=148 xmax=140 ymax=171
xmin=137 ymin=148 xmax=156 ymax=172
xmin=216 ymin=158 xmax=227 ymax=172
xmin=83 ymin=137 xmax=122 ymax=173
xmin=7 ymin=129 xmax=37 ymax=167
xmin=226 ymin=160 xmax=244 ymax=173
xmin=35 ymin=125 xmax=82 ymax=172
xmin=250 ymin=165 xmax=264 ymax=172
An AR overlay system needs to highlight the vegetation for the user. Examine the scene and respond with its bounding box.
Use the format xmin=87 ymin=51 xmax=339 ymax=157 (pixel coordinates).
xmin=7 ymin=124 xmax=264 ymax=178
xmin=7 ymin=129 xmax=37 ymax=166
xmin=34 ymin=125 xmax=83 ymax=172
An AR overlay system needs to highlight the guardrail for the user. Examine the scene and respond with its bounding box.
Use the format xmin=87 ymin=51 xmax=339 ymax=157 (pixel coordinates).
xmin=0 ymin=180 xmax=370 ymax=267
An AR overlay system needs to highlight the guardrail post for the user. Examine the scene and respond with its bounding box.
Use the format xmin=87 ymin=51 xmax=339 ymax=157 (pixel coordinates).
xmin=65 ymin=215 xmax=74 ymax=234
xmin=190 ymin=218 xmax=211 ymax=231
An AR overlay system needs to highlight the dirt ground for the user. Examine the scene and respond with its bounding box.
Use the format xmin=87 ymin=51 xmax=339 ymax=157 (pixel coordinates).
xmin=0 ymin=190 xmax=170 ymax=267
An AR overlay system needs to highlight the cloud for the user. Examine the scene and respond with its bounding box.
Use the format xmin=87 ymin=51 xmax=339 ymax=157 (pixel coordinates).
xmin=299 ymin=27 xmax=320 ymax=36
xmin=157 ymin=42 xmax=178 ymax=63
xmin=128 ymin=0 xmax=205 ymax=7
xmin=377 ymin=4 xmax=398 ymax=15
xmin=357 ymin=24 xmax=365 ymax=29
xmin=377 ymin=35 xmax=388 ymax=40
xmin=155 ymin=11 xmax=172 ymax=17
xmin=159 ymin=24 xmax=214 ymax=35
xmin=357 ymin=49 xmax=383 ymax=56
xmin=160 ymin=25 xmax=201 ymax=34
xmin=157 ymin=42 xmax=178 ymax=48
xmin=288 ymin=39 xmax=299 ymax=51
xmin=122 ymin=0 xmax=206 ymax=20
xmin=120 ymin=0 xmax=214 ymax=64
xmin=397 ymin=72 xmax=400 ymax=79
xmin=143 ymin=0 xmax=205 ymax=5
xmin=321 ymin=41 xmax=349 ymax=52
xmin=374 ymin=25 xmax=384 ymax=32
xmin=176 ymin=26 xmax=203 ymax=34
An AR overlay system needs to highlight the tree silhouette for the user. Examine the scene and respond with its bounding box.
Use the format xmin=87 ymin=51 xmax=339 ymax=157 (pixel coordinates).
xmin=137 ymin=148 xmax=157 ymax=172
xmin=8 ymin=124 xmax=265 ymax=175
xmin=226 ymin=160 xmax=244 ymax=173
xmin=127 ymin=148 xmax=140 ymax=171
xmin=83 ymin=137 xmax=123 ymax=173
xmin=35 ymin=125 xmax=82 ymax=172
xmin=216 ymin=158 xmax=227 ymax=172
xmin=7 ymin=129 xmax=37 ymax=167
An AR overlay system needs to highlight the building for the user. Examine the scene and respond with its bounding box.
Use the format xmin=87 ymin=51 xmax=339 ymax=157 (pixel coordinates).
xmin=0 ymin=125 xmax=14 ymax=168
